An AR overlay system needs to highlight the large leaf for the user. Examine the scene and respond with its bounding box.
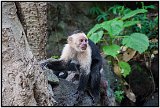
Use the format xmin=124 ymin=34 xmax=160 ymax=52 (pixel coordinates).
xmin=102 ymin=20 xmax=123 ymax=36
xmin=122 ymin=33 xmax=149 ymax=54
xmin=103 ymin=44 xmax=120 ymax=57
xmin=118 ymin=61 xmax=131 ymax=78
xmin=123 ymin=21 xmax=140 ymax=28
xmin=89 ymin=30 xmax=103 ymax=44
xmin=87 ymin=24 xmax=102 ymax=37
xmin=122 ymin=9 xmax=147 ymax=20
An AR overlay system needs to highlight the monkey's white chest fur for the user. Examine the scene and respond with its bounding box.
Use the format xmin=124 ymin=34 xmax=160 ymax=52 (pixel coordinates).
xmin=76 ymin=46 xmax=92 ymax=74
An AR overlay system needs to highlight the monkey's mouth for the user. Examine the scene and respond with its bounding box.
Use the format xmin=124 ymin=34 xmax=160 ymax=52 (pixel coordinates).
xmin=81 ymin=45 xmax=87 ymax=50
xmin=80 ymin=44 xmax=87 ymax=50
xmin=81 ymin=46 xmax=87 ymax=50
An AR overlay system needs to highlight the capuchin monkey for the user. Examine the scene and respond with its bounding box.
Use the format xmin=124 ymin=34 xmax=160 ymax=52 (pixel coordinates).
xmin=47 ymin=30 xmax=102 ymax=105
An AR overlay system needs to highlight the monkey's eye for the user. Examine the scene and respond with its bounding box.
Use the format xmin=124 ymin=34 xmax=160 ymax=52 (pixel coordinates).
xmin=80 ymin=39 xmax=83 ymax=42
xmin=85 ymin=39 xmax=87 ymax=42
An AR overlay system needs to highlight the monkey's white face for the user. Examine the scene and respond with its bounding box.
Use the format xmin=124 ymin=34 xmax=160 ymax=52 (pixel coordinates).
xmin=68 ymin=33 xmax=88 ymax=52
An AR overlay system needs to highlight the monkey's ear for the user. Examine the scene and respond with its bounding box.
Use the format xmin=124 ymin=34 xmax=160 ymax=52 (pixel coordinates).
xmin=67 ymin=36 xmax=72 ymax=44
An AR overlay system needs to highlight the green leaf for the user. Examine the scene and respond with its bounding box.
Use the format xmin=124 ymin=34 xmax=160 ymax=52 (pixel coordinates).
xmin=96 ymin=12 xmax=107 ymax=22
xmin=87 ymin=24 xmax=102 ymax=37
xmin=123 ymin=8 xmax=132 ymax=15
xmin=114 ymin=90 xmax=124 ymax=103
xmin=144 ymin=5 xmax=155 ymax=9
xmin=51 ymin=55 xmax=59 ymax=59
xmin=113 ymin=8 xmax=117 ymax=15
xmin=122 ymin=9 xmax=147 ymax=20
xmin=118 ymin=61 xmax=131 ymax=78
xmin=102 ymin=20 xmax=123 ymax=36
xmin=103 ymin=44 xmax=120 ymax=57
xmin=101 ymin=20 xmax=110 ymax=32
xmin=123 ymin=21 xmax=140 ymax=28
xmin=89 ymin=30 xmax=103 ymax=44
xmin=122 ymin=33 xmax=149 ymax=54
xmin=89 ymin=6 xmax=102 ymax=15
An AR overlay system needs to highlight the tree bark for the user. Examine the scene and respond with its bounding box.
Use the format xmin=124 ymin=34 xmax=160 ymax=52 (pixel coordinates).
xmin=2 ymin=2 xmax=54 ymax=106
xmin=15 ymin=2 xmax=47 ymax=61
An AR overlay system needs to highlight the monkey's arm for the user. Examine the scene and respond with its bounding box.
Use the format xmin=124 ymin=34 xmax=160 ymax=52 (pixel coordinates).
xmin=46 ymin=60 xmax=67 ymax=71
xmin=46 ymin=60 xmax=80 ymax=79
xmin=47 ymin=44 xmax=79 ymax=71
xmin=46 ymin=60 xmax=80 ymax=71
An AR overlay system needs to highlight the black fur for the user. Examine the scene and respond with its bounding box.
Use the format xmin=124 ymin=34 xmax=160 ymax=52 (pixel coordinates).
xmin=46 ymin=60 xmax=80 ymax=79
xmin=85 ymin=39 xmax=102 ymax=103
xmin=47 ymin=60 xmax=80 ymax=71
xmin=47 ymin=60 xmax=67 ymax=71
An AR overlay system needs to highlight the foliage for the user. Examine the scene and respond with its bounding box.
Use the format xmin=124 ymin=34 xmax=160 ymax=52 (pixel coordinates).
xmin=118 ymin=61 xmax=131 ymax=77
xmin=88 ymin=3 xmax=155 ymax=102
xmin=108 ymin=5 xmax=131 ymax=17
xmin=89 ymin=30 xmax=103 ymax=44
xmin=133 ymin=15 xmax=158 ymax=39
xmin=88 ymin=5 xmax=150 ymax=77
xmin=122 ymin=33 xmax=149 ymax=54
xmin=103 ymin=44 xmax=120 ymax=58
xmin=87 ymin=8 xmax=149 ymax=79
xmin=89 ymin=6 xmax=108 ymax=22
xmin=114 ymin=90 xmax=124 ymax=103
xmin=131 ymin=2 xmax=158 ymax=52
xmin=121 ymin=9 xmax=147 ymax=20
xmin=149 ymin=41 xmax=158 ymax=50
xmin=96 ymin=12 xmax=108 ymax=22
xmin=51 ymin=55 xmax=60 ymax=59
xmin=133 ymin=12 xmax=158 ymax=51
xmin=89 ymin=6 xmax=102 ymax=16
xmin=102 ymin=19 xmax=124 ymax=36
xmin=123 ymin=21 xmax=140 ymax=28
xmin=141 ymin=2 xmax=156 ymax=10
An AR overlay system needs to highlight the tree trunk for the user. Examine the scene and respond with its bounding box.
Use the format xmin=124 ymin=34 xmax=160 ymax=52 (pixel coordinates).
xmin=15 ymin=2 xmax=47 ymax=61
xmin=2 ymin=2 xmax=54 ymax=106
